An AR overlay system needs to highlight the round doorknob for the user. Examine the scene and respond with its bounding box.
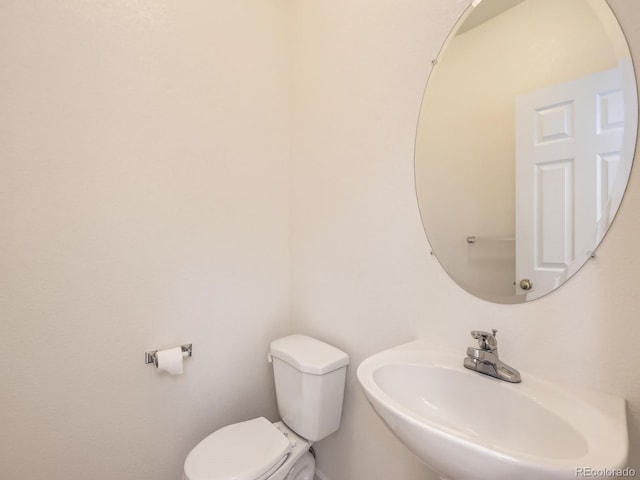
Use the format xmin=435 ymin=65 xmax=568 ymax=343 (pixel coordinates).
xmin=519 ymin=278 xmax=533 ymax=291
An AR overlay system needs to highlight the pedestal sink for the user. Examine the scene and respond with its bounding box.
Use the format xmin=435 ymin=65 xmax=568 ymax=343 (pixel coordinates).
xmin=357 ymin=341 xmax=628 ymax=480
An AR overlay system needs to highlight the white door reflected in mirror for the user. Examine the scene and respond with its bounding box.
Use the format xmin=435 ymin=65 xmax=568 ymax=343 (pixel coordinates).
xmin=515 ymin=66 xmax=634 ymax=300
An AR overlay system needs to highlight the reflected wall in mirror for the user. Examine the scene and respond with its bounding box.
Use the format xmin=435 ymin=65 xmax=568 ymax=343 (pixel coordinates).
xmin=415 ymin=0 xmax=638 ymax=304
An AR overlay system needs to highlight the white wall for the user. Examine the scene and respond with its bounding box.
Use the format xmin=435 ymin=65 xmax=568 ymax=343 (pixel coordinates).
xmin=290 ymin=0 xmax=640 ymax=479
xmin=290 ymin=1 xmax=463 ymax=478
xmin=0 ymin=1 xmax=290 ymax=479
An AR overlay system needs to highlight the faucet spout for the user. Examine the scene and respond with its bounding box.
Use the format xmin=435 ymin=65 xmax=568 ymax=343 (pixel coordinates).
xmin=463 ymin=330 xmax=521 ymax=383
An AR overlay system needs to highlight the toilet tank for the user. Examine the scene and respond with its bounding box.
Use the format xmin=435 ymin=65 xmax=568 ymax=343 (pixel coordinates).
xmin=269 ymin=335 xmax=349 ymax=442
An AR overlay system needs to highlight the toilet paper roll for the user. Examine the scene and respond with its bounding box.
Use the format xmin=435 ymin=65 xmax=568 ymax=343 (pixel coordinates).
xmin=156 ymin=347 xmax=184 ymax=375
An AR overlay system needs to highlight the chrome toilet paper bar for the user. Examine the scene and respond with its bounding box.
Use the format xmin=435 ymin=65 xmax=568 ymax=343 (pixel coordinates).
xmin=145 ymin=344 xmax=192 ymax=367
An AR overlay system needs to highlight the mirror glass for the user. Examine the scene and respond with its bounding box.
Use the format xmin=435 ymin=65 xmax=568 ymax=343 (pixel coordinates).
xmin=415 ymin=0 xmax=638 ymax=303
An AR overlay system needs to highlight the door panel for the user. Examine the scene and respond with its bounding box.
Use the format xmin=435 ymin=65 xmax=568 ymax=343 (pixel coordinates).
xmin=516 ymin=67 xmax=625 ymax=299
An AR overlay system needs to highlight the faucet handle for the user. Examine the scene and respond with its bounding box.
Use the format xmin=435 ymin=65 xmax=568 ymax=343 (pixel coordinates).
xmin=470 ymin=329 xmax=498 ymax=351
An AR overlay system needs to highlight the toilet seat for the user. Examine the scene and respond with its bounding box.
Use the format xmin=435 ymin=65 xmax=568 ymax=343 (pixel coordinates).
xmin=183 ymin=417 xmax=292 ymax=480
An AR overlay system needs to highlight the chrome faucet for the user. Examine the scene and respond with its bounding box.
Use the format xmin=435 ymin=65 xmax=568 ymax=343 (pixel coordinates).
xmin=463 ymin=329 xmax=521 ymax=383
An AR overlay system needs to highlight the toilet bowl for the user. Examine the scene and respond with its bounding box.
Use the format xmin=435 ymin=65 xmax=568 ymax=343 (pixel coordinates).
xmin=183 ymin=335 xmax=349 ymax=480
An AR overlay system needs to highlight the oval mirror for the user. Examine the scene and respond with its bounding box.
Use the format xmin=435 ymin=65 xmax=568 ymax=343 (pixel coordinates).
xmin=415 ymin=0 xmax=638 ymax=303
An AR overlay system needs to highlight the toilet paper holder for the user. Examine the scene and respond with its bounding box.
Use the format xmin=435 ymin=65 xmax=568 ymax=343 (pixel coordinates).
xmin=145 ymin=344 xmax=193 ymax=367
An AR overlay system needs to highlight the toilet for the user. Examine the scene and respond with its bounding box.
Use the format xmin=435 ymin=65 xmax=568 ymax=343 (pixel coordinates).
xmin=183 ymin=335 xmax=349 ymax=480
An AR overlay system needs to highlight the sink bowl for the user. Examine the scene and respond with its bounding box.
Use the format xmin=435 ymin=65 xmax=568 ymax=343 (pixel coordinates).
xmin=357 ymin=341 xmax=628 ymax=480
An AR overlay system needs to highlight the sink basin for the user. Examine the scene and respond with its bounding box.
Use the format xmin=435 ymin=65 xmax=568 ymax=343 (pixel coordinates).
xmin=357 ymin=341 xmax=628 ymax=480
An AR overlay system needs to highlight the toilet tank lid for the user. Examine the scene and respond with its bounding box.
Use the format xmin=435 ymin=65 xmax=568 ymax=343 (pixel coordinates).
xmin=270 ymin=335 xmax=349 ymax=375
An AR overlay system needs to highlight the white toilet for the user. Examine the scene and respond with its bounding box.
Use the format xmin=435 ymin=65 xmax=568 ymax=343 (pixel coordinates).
xmin=183 ymin=335 xmax=349 ymax=480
